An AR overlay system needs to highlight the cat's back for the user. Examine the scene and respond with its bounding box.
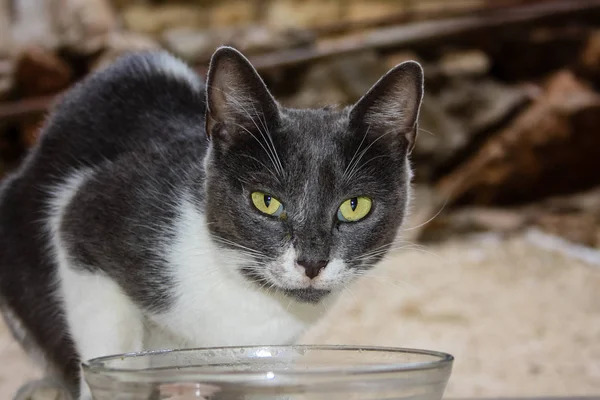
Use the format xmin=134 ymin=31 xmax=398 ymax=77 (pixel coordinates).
xmin=37 ymin=50 xmax=207 ymax=174
xmin=0 ymin=50 xmax=209 ymax=278
xmin=0 ymin=50 xmax=208 ymax=251
xmin=0 ymin=52 xmax=208 ymax=384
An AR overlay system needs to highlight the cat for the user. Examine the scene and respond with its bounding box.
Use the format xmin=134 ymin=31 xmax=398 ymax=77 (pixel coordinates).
xmin=0 ymin=46 xmax=423 ymax=399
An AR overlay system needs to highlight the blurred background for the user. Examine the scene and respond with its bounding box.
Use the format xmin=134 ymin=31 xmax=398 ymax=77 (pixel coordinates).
xmin=0 ymin=0 xmax=599 ymax=398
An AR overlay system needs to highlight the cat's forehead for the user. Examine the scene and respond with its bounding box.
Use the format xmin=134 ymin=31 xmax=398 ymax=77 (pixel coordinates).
xmin=270 ymin=107 xmax=360 ymax=195
xmin=278 ymin=107 xmax=350 ymax=137
xmin=274 ymin=107 xmax=353 ymax=168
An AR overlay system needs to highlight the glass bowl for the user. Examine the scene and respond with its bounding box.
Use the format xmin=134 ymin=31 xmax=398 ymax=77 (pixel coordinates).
xmin=82 ymin=345 xmax=454 ymax=400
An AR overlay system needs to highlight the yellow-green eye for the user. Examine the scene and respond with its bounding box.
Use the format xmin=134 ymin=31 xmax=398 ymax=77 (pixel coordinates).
xmin=251 ymin=191 xmax=283 ymax=216
xmin=337 ymin=196 xmax=372 ymax=222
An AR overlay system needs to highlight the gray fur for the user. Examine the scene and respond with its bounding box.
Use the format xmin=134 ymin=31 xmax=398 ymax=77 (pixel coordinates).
xmin=0 ymin=46 xmax=423 ymax=397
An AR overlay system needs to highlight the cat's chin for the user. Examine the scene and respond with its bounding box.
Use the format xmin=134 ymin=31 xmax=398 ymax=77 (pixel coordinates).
xmin=239 ymin=267 xmax=332 ymax=303
xmin=280 ymin=288 xmax=332 ymax=304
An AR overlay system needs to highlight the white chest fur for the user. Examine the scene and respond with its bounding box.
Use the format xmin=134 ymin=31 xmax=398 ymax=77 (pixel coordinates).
xmin=147 ymin=197 xmax=331 ymax=350
xmin=49 ymin=174 xmax=331 ymax=369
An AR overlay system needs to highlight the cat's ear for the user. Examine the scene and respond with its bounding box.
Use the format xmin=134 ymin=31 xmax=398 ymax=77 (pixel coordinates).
xmin=349 ymin=61 xmax=424 ymax=154
xmin=205 ymin=46 xmax=279 ymax=141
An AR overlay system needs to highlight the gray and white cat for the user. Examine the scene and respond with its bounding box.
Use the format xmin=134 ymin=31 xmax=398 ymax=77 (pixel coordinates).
xmin=0 ymin=46 xmax=423 ymax=399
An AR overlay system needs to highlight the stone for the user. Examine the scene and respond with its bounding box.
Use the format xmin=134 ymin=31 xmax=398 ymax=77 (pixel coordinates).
xmin=14 ymin=46 xmax=73 ymax=96
xmin=209 ymin=0 xmax=257 ymax=27
xmin=534 ymin=213 xmax=600 ymax=248
xmin=328 ymin=51 xmax=386 ymax=101
xmin=436 ymin=78 xmax=533 ymax=135
xmin=20 ymin=116 xmax=44 ymax=149
xmin=438 ymin=50 xmax=490 ymax=78
xmin=91 ymin=31 xmax=160 ymax=71
xmin=529 ymin=186 xmax=600 ymax=248
xmin=162 ymin=28 xmax=231 ymax=64
xmin=163 ymin=24 xmax=315 ymax=64
xmin=384 ymin=51 xmax=421 ymax=70
xmin=411 ymin=0 xmax=485 ymax=13
xmin=418 ymin=186 xmax=600 ymax=248
xmin=10 ymin=0 xmax=116 ymax=55
xmin=412 ymin=77 xmax=532 ymax=182
xmin=122 ymin=4 xmax=208 ymax=36
xmin=417 ymin=207 xmax=527 ymax=243
xmin=437 ymin=70 xmax=600 ymax=206
xmin=0 ymin=0 xmax=14 ymax=101
xmin=0 ymin=0 xmax=12 ymax=53
xmin=580 ymin=29 xmax=600 ymax=82
xmin=10 ymin=0 xmax=60 ymax=50
xmin=227 ymin=26 xmax=315 ymax=56
xmin=282 ymin=51 xmax=386 ymax=108
xmin=0 ymin=59 xmax=13 ymax=99
xmin=345 ymin=0 xmax=406 ymax=22
xmin=266 ymin=0 xmax=343 ymax=29
xmin=51 ymin=0 xmax=117 ymax=55
xmin=414 ymin=95 xmax=471 ymax=182
xmin=281 ymin=62 xmax=348 ymax=109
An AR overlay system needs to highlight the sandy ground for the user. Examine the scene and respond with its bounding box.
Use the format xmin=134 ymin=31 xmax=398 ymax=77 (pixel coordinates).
xmin=1 ymin=233 xmax=599 ymax=399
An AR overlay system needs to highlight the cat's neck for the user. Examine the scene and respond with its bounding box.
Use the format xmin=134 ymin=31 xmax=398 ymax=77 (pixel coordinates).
xmin=146 ymin=196 xmax=333 ymax=349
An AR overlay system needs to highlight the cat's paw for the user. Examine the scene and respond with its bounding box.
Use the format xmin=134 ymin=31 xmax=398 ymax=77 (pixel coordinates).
xmin=13 ymin=379 xmax=71 ymax=400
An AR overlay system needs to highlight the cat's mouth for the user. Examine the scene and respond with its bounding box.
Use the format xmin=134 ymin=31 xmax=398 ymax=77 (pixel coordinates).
xmin=239 ymin=266 xmax=333 ymax=303
xmin=280 ymin=288 xmax=331 ymax=303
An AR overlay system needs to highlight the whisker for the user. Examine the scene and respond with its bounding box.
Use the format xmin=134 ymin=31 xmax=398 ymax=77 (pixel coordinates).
xmin=342 ymin=125 xmax=371 ymax=180
xmin=350 ymin=241 xmax=428 ymax=262
xmin=401 ymin=195 xmax=449 ymax=232
xmin=418 ymin=127 xmax=436 ymax=136
xmin=352 ymin=270 xmax=418 ymax=292
xmin=343 ymin=128 xmax=397 ymax=184
xmin=345 ymin=154 xmax=391 ymax=180
xmin=209 ymin=236 xmax=266 ymax=255
xmin=213 ymin=88 xmax=284 ymax=179
xmin=232 ymin=121 xmax=281 ymax=180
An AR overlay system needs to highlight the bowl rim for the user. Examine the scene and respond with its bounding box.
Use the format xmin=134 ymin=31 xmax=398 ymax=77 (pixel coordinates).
xmin=82 ymin=345 xmax=454 ymax=379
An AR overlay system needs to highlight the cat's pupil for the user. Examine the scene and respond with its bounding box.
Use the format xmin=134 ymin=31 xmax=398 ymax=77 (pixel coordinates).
xmin=350 ymin=197 xmax=358 ymax=211
xmin=264 ymin=195 xmax=272 ymax=207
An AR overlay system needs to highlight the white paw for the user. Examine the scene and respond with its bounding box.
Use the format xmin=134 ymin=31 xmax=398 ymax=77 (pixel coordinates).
xmin=13 ymin=379 xmax=71 ymax=400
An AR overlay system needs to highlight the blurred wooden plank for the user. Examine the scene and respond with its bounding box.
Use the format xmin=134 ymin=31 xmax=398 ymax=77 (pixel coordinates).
xmin=311 ymin=0 xmax=549 ymax=37
xmin=249 ymin=0 xmax=600 ymax=70
xmin=0 ymin=94 xmax=58 ymax=122
xmin=447 ymin=397 xmax=600 ymax=400
xmin=1 ymin=0 xmax=600 ymax=122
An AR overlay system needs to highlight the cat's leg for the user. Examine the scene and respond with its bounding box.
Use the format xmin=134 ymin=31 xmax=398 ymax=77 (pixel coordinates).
xmin=58 ymin=264 xmax=145 ymax=400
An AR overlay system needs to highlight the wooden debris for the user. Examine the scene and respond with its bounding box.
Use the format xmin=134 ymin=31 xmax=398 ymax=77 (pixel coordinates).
xmin=414 ymin=76 xmax=534 ymax=181
xmin=52 ymin=0 xmax=117 ymax=56
xmin=580 ymin=29 xmax=600 ymax=82
xmin=0 ymin=59 xmax=13 ymax=100
xmin=20 ymin=116 xmax=44 ymax=149
xmin=418 ymin=186 xmax=600 ymax=248
xmin=437 ymin=70 xmax=600 ymax=206
xmin=122 ymin=3 xmax=208 ymax=36
xmin=1 ymin=0 xmax=600 ymax=253
xmin=14 ymin=46 xmax=73 ymax=96
xmin=248 ymin=0 xmax=600 ymax=71
xmin=90 ymin=31 xmax=160 ymax=71
xmin=2 ymin=0 xmax=600 ymax=119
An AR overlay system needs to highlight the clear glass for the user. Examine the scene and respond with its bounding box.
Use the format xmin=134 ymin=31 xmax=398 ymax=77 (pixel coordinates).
xmin=82 ymin=345 xmax=453 ymax=400
xmin=13 ymin=377 xmax=71 ymax=400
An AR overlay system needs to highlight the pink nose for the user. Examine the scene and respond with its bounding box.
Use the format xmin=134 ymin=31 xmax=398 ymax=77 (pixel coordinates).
xmin=297 ymin=260 xmax=328 ymax=279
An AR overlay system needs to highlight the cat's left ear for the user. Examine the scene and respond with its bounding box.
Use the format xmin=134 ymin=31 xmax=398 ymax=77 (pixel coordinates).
xmin=349 ymin=61 xmax=424 ymax=154
xmin=205 ymin=46 xmax=279 ymax=142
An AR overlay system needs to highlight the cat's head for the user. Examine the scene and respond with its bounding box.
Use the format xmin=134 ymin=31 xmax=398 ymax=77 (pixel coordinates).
xmin=203 ymin=47 xmax=423 ymax=303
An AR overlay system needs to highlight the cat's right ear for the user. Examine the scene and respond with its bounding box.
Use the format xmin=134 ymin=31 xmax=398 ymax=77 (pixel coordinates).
xmin=349 ymin=60 xmax=424 ymax=154
xmin=205 ymin=46 xmax=279 ymax=142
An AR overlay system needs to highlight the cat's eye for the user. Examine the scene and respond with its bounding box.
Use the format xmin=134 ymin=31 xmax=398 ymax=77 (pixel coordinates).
xmin=337 ymin=196 xmax=372 ymax=222
xmin=251 ymin=191 xmax=283 ymax=217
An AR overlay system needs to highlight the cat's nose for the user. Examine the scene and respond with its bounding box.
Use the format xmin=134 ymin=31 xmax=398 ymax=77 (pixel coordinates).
xmin=297 ymin=260 xmax=328 ymax=279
